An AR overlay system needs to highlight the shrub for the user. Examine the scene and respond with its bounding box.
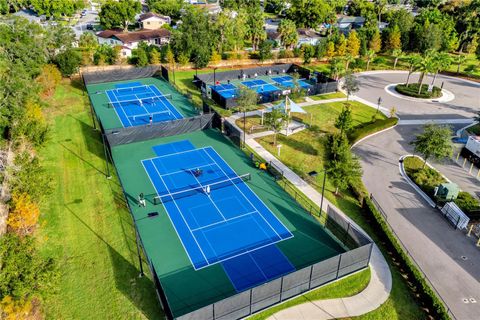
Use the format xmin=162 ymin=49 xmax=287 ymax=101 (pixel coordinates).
xmin=7 ymin=192 xmax=40 ymax=237
xmin=348 ymin=117 xmax=398 ymax=145
xmin=404 ymin=157 xmax=446 ymax=197
xmin=395 ymin=83 xmax=442 ymax=99
xmin=454 ymin=192 xmax=480 ymax=215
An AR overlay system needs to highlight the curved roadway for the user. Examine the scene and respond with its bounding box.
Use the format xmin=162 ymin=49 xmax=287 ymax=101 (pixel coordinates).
xmin=353 ymin=71 xmax=480 ymax=320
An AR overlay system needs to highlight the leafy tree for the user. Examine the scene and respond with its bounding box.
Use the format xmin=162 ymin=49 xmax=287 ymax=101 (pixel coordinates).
xmin=334 ymin=104 xmax=353 ymax=135
xmin=166 ymin=46 xmax=175 ymax=66
xmin=0 ymin=233 xmax=57 ymax=299
xmin=411 ymin=123 xmax=453 ymax=167
xmin=149 ymin=48 xmax=160 ymax=65
xmin=347 ymin=30 xmax=361 ymax=57
xmin=453 ymin=54 xmax=467 ymax=74
xmin=265 ymin=108 xmax=289 ymax=146
xmin=343 ymin=54 xmax=355 ymax=72
xmin=302 ymin=44 xmax=315 ymax=64
xmin=246 ymin=7 xmax=266 ymax=50
xmin=265 ymin=0 xmax=285 ymax=14
xmin=147 ymin=0 xmax=183 ymax=19
xmin=368 ymin=29 xmax=381 ymax=53
xmin=385 ymin=8 xmax=414 ymax=50
xmin=11 ymin=100 xmax=48 ymax=146
xmin=278 ymin=19 xmax=298 ymax=49
xmin=8 ymin=152 xmax=51 ymax=202
xmin=258 ymin=40 xmax=274 ymax=62
xmin=341 ymin=73 xmax=360 ymax=100
xmin=7 ymin=193 xmax=40 ymax=237
xmin=35 ymin=64 xmax=62 ymax=97
xmin=177 ymin=53 xmax=189 ymax=66
xmin=99 ymin=0 xmax=141 ymax=31
xmin=404 ymin=54 xmax=420 ymax=86
xmin=30 ymin=0 xmax=83 ymax=18
xmin=1 ymin=296 xmax=36 ymax=320
xmin=430 ymin=52 xmax=451 ymax=87
xmin=325 ymin=41 xmax=335 ymax=58
xmin=210 ymin=50 xmax=221 ymax=64
xmin=374 ymin=0 xmax=387 ymax=23
xmin=365 ymin=49 xmax=376 ymax=70
xmin=45 ymin=24 xmax=76 ymax=61
xmin=392 ymin=48 xmax=402 ymax=70
xmin=325 ymin=133 xmax=363 ymax=195
xmin=78 ymin=33 xmax=99 ymax=64
xmin=287 ymin=0 xmax=334 ymax=28
xmin=386 ymin=24 xmax=401 ymax=51
xmin=335 ymin=34 xmax=347 ymax=56
xmin=133 ymin=47 xmax=148 ymax=67
xmin=54 ymin=48 xmax=82 ymax=77
xmin=93 ymin=44 xmax=119 ymax=65
xmin=329 ymin=57 xmax=344 ymax=80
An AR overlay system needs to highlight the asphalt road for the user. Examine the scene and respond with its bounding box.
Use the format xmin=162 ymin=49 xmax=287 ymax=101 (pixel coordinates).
xmin=355 ymin=71 xmax=480 ymax=120
xmin=353 ymin=72 xmax=480 ymax=320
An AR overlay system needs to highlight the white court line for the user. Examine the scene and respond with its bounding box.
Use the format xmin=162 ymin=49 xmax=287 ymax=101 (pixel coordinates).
xmin=190 ymin=211 xmax=256 ymax=232
xmin=105 ymin=90 xmax=130 ymax=127
xmin=147 ymin=159 xmax=209 ymax=264
xmin=156 ymin=162 xmax=216 ymax=178
xmin=143 ymin=147 xmax=210 ymax=162
xmin=203 ymin=149 xmax=286 ymax=240
xmin=140 ymin=160 xmax=197 ymax=268
xmin=205 ymin=147 xmax=294 ymax=239
xmin=189 ymin=170 xmax=227 ymax=221
xmin=133 ymin=93 xmax=150 ymax=115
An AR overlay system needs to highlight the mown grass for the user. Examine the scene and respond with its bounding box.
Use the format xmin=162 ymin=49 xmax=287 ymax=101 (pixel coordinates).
xmin=310 ymin=91 xmax=347 ymax=100
xmin=234 ymin=115 xmax=267 ymax=134
xmin=38 ymin=79 xmax=161 ymax=319
xmin=255 ymin=101 xmax=425 ymax=319
xmin=248 ymin=268 xmax=371 ymax=320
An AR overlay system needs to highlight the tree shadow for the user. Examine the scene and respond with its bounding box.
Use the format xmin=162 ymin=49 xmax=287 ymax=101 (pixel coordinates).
xmin=65 ymin=204 xmax=163 ymax=319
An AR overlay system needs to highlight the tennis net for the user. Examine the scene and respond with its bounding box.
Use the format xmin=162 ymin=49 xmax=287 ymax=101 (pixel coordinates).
xmin=115 ymin=84 xmax=151 ymax=94
xmin=154 ymin=173 xmax=251 ymax=204
xmin=131 ymin=110 xmax=172 ymax=122
xmin=109 ymin=94 xmax=173 ymax=108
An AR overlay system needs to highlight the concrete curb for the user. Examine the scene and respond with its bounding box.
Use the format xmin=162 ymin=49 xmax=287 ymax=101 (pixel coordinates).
xmin=351 ymin=122 xmax=398 ymax=149
xmin=384 ymin=83 xmax=455 ymax=103
xmin=398 ymin=155 xmax=436 ymax=207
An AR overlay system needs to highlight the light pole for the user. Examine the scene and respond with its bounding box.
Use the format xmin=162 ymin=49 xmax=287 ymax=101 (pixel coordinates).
xmin=376 ymin=96 xmax=382 ymax=115
xmin=213 ymin=67 xmax=218 ymax=87
xmin=320 ymin=170 xmax=327 ymax=213
xmin=243 ymin=107 xmax=246 ymax=149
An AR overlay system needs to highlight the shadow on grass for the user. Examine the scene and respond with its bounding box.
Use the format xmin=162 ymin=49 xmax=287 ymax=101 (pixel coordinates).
xmin=65 ymin=204 xmax=163 ymax=320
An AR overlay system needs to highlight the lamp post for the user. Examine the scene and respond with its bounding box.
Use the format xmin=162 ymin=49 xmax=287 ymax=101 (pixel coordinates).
xmin=213 ymin=67 xmax=218 ymax=87
xmin=243 ymin=107 xmax=246 ymax=149
xmin=320 ymin=170 xmax=327 ymax=213
xmin=376 ymin=96 xmax=382 ymax=115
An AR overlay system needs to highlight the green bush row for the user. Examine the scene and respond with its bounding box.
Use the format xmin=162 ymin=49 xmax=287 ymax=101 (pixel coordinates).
xmin=363 ymin=197 xmax=450 ymax=320
xmin=348 ymin=117 xmax=398 ymax=145
xmin=395 ymin=83 xmax=442 ymax=99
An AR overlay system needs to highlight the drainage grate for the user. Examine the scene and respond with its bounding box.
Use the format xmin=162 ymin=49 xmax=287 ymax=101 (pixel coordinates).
xmin=470 ymin=298 xmax=477 ymax=303
xmin=461 ymin=256 xmax=468 ymax=260
xmin=463 ymin=298 xmax=470 ymax=303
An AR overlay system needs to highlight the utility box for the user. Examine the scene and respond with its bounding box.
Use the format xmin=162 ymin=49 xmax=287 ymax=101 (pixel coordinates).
xmin=434 ymin=183 xmax=460 ymax=202
xmin=465 ymin=136 xmax=480 ymax=156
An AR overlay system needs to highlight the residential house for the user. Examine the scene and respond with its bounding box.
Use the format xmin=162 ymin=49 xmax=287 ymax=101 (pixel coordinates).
xmin=297 ymin=28 xmax=323 ymax=46
xmin=337 ymin=16 xmax=366 ymax=34
xmin=96 ymin=28 xmax=171 ymax=57
xmin=139 ymin=12 xmax=171 ymax=29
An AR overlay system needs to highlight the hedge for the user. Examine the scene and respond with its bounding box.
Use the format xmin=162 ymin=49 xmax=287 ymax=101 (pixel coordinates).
xmin=349 ymin=117 xmax=398 ymax=145
xmin=363 ymin=197 xmax=450 ymax=320
xmin=395 ymin=83 xmax=442 ymax=99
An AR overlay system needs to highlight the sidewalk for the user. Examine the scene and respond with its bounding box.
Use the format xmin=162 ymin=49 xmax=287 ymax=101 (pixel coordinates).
xmin=224 ymin=114 xmax=392 ymax=319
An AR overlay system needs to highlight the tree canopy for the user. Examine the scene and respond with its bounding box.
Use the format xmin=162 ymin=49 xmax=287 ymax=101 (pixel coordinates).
xmin=99 ymin=0 xmax=141 ymax=31
xmin=286 ymin=0 xmax=335 ymax=29
xmin=411 ymin=123 xmax=453 ymax=167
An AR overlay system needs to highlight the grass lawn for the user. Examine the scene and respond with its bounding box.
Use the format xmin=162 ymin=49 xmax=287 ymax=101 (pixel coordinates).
xmin=467 ymin=124 xmax=480 ymax=135
xmin=235 ymin=115 xmax=267 ymax=134
xmin=37 ymin=79 xmax=161 ymax=319
xmin=310 ymin=92 xmax=346 ymax=100
xmin=248 ymin=268 xmax=371 ymax=320
xmin=255 ymin=101 xmax=425 ymax=319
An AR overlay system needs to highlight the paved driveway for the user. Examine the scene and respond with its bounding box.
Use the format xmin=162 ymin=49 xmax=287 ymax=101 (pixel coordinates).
xmin=354 ymin=125 xmax=480 ymax=320
xmin=353 ymin=72 xmax=480 ymax=320
xmin=355 ymin=71 xmax=480 ymax=120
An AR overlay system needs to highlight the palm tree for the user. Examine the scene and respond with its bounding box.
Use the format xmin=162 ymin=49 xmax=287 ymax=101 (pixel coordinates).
xmin=404 ymin=54 xmax=420 ymax=86
xmin=392 ymin=49 xmax=403 ymax=70
xmin=365 ymin=49 xmax=376 ymax=71
xmin=344 ymin=54 xmax=356 ymax=72
xmin=430 ymin=52 xmax=452 ymax=87
xmin=453 ymin=54 xmax=467 ymax=74
xmin=329 ymin=57 xmax=344 ymax=81
xmin=415 ymin=51 xmax=435 ymax=95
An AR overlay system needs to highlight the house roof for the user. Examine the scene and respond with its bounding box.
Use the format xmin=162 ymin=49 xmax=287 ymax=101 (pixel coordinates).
xmin=113 ymin=29 xmax=170 ymax=43
xmin=337 ymin=16 xmax=365 ymax=24
xmin=139 ymin=12 xmax=170 ymax=21
xmin=297 ymin=28 xmax=320 ymax=38
xmin=96 ymin=29 xmax=123 ymax=39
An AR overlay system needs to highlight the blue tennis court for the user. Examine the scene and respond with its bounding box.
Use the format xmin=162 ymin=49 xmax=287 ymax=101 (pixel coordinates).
xmin=105 ymin=82 xmax=183 ymax=127
xmin=272 ymin=75 xmax=312 ymax=89
xmin=211 ymin=83 xmax=237 ymax=99
xmin=241 ymin=79 xmax=279 ymax=93
xmin=141 ymin=145 xmax=294 ymax=275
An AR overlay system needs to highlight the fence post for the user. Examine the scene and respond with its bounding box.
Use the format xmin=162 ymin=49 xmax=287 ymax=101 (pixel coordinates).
xmin=279 ymin=276 xmax=284 ymax=301
xmin=308 ymin=265 xmax=314 ymax=290
xmin=336 ymin=254 xmax=343 ymax=279
xmin=249 ymin=289 xmax=253 ymax=315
